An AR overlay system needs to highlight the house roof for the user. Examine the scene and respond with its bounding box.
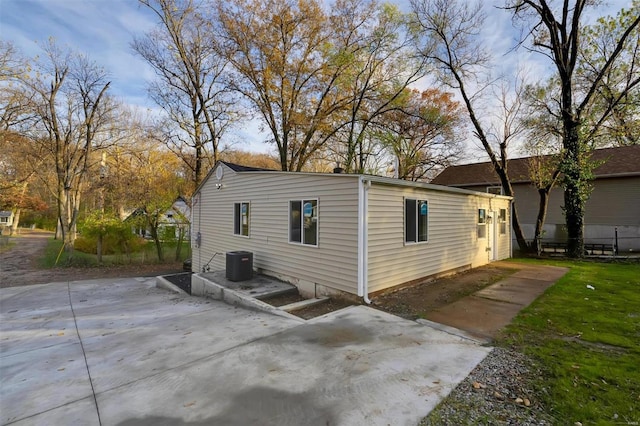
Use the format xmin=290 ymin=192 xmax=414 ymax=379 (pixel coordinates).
xmin=219 ymin=161 xmax=275 ymax=172
xmin=0 ymin=211 xmax=13 ymax=217
xmin=194 ymin=160 xmax=512 ymax=201
xmin=430 ymin=145 xmax=640 ymax=187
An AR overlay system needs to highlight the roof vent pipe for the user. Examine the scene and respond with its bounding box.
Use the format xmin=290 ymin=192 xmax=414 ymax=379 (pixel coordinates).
xmin=333 ymin=162 xmax=344 ymax=174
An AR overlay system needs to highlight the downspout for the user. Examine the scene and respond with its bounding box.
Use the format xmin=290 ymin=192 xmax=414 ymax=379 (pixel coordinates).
xmin=357 ymin=176 xmax=371 ymax=304
xmin=195 ymin=191 xmax=202 ymax=272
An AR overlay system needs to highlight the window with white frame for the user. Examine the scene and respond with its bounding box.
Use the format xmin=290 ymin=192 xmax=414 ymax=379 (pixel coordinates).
xmin=405 ymin=199 xmax=428 ymax=243
xmin=499 ymin=208 xmax=507 ymax=235
xmin=477 ymin=208 xmax=487 ymax=239
xmin=233 ymin=202 xmax=250 ymax=236
xmin=289 ymin=199 xmax=317 ymax=246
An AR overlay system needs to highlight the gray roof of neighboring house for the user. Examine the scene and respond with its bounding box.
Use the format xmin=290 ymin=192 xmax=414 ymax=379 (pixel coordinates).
xmin=430 ymin=145 xmax=640 ymax=187
xmin=0 ymin=211 xmax=13 ymax=217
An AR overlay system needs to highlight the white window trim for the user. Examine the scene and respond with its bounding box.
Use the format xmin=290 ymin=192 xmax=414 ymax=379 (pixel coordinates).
xmin=233 ymin=201 xmax=250 ymax=238
xmin=288 ymin=198 xmax=319 ymax=247
xmin=404 ymin=197 xmax=429 ymax=245
xmin=477 ymin=208 xmax=487 ymax=239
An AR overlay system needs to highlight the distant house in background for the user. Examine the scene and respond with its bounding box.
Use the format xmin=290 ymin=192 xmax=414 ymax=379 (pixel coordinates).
xmin=125 ymin=196 xmax=191 ymax=240
xmin=190 ymin=161 xmax=512 ymax=301
xmin=0 ymin=211 xmax=14 ymax=233
xmin=430 ymin=145 xmax=640 ymax=252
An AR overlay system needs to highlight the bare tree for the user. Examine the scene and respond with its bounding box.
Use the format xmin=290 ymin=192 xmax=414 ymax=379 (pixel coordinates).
xmin=410 ymin=0 xmax=532 ymax=252
xmin=15 ymin=40 xmax=114 ymax=253
xmin=0 ymin=41 xmax=34 ymax=130
xmin=0 ymin=131 xmax=48 ymax=235
xmin=577 ymin=3 xmax=640 ymax=147
xmin=377 ymin=88 xmax=464 ymax=181
xmin=327 ymin=0 xmax=427 ymax=173
xmin=134 ymin=0 xmax=239 ymax=187
xmin=215 ymin=0 xmax=348 ymax=171
xmin=509 ymin=0 xmax=640 ymax=257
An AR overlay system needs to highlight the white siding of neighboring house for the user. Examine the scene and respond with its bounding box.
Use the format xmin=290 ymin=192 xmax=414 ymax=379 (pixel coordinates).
xmin=366 ymin=182 xmax=512 ymax=294
xmin=192 ymin=163 xmax=361 ymax=295
xmin=0 ymin=211 xmax=14 ymax=229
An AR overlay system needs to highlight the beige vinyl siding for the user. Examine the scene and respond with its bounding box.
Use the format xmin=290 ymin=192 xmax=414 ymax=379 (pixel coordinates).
xmin=511 ymin=177 xmax=640 ymax=227
xmin=583 ymin=178 xmax=640 ymax=226
xmin=367 ymin=182 xmax=511 ymax=293
xmin=193 ymin=164 xmax=360 ymax=294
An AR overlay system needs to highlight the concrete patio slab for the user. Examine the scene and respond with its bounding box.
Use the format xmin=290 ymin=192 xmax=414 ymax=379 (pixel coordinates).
xmin=1 ymin=277 xmax=488 ymax=426
xmin=1 ymin=342 xmax=93 ymax=424
xmin=9 ymin=397 xmax=99 ymax=426
xmin=96 ymin=306 xmax=490 ymax=426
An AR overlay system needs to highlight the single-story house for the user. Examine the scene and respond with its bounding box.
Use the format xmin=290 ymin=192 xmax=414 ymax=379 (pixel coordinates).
xmin=430 ymin=145 xmax=640 ymax=252
xmin=190 ymin=161 xmax=512 ymax=301
xmin=126 ymin=196 xmax=191 ymax=240
xmin=0 ymin=210 xmax=14 ymax=228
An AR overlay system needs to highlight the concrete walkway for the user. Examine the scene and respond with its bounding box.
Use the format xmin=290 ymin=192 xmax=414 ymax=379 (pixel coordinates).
xmin=1 ymin=277 xmax=490 ymax=426
xmin=423 ymin=262 xmax=569 ymax=343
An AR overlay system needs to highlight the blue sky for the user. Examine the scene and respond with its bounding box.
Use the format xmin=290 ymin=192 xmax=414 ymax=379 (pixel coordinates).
xmin=0 ymin=0 xmax=632 ymax=160
xmin=1 ymin=0 xmax=157 ymax=108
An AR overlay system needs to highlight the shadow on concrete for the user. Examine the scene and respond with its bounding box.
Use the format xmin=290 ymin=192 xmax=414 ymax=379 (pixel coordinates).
xmin=116 ymin=387 xmax=336 ymax=426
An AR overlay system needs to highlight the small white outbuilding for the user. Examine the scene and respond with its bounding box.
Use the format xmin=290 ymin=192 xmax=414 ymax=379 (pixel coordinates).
xmin=191 ymin=162 xmax=512 ymax=301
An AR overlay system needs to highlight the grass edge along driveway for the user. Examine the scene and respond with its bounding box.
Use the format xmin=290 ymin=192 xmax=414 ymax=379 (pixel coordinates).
xmin=499 ymin=259 xmax=640 ymax=425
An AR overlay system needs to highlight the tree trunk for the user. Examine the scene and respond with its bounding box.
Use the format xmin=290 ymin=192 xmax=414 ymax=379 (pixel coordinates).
xmin=11 ymin=182 xmax=28 ymax=236
xmin=175 ymin=226 xmax=184 ymax=262
xmin=97 ymin=234 xmax=103 ymax=264
xmin=495 ymin=170 xmax=530 ymax=253
xmin=154 ymin=236 xmax=164 ymax=263
xmin=10 ymin=208 xmax=21 ymax=236
xmin=532 ymin=188 xmax=551 ymax=255
xmin=195 ymin=142 xmax=203 ymax=188
xmin=148 ymin=222 xmax=164 ymax=263
xmin=511 ymin=203 xmax=529 ymax=253
xmin=563 ymin=124 xmax=585 ymax=258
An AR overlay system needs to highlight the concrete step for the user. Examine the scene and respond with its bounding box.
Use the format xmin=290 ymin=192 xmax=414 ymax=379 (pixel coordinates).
xmin=280 ymin=297 xmax=329 ymax=312
xmin=254 ymin=286 xmax=299 ymax=300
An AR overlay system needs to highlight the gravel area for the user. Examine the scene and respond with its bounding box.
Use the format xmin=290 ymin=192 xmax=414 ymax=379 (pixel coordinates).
xmin=420 ymin=347 xmax=555 ymax=425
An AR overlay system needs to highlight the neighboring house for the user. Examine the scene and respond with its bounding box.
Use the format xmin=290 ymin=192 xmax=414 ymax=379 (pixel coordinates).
xmin=430 ymin=145 xmax=640 ymax=252
xmin=126 ymin=196 xmax=191 ymax=240
xmin=190 ymin=161 xmax=512 ymax=301
xmin=0 ymin=211 xmax=14 ymax=231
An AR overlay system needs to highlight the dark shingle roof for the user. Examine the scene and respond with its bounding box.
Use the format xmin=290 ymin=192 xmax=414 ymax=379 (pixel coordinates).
xmin=430 ymin=145 xmax=640 ymax=187
xmin=220 ymin=161 xmax=275 ymax=172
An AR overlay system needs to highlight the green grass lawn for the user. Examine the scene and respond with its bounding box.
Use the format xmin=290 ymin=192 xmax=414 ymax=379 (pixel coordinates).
xmin=40 ymin=238 xmax=190 ymax=268
xmin=499 ymin=259 xmax=640 ymax=425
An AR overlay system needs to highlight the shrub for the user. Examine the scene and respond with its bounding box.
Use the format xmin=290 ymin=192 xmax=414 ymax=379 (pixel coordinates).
xmin=76 ymin=213 xmax=147 ymax=255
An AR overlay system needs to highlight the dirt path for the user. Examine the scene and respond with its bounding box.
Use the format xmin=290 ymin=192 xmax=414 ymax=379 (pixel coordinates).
xmin=0 ymin=229 xmax=183 ymax=288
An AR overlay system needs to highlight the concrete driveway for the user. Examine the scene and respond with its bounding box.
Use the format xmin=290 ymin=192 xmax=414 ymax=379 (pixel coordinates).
xmin=1 ymin=277 xmax=489 ymax=426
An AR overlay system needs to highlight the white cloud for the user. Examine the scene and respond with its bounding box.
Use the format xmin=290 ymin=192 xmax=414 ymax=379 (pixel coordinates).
xmin=1 ymin=0 xmax=156 ymax=105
